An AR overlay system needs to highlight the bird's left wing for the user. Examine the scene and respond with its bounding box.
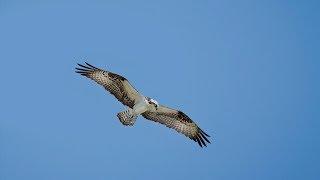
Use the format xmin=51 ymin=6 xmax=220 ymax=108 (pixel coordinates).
xmin=75 ymin=62 xmax=142 ymax=108
xmin=142 ymin=105 xmax=211 ymax=147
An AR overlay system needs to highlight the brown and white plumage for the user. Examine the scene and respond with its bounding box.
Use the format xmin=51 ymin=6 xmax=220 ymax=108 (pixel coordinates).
xmin=75 ymin=62 xmax=142 ymax=108
xmin=142 ymin=105 xmax=210 ymax=147
xmin=75 ymin=62 xmax=211 ymax=147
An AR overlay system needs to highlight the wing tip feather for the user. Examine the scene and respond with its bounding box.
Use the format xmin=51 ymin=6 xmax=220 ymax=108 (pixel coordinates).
xmin=75 ymin=62 xmax=99 ymax=76
xmin=84 ymin=62 xmax=99 ymax=69
xmin=194 ymin=136 xmax=203 ymax=148
xmin=193 ymin=128 xmax=211 ymax=148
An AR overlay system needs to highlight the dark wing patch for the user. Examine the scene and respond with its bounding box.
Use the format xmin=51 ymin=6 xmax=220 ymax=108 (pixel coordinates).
xmin=75 ymin=62 xmax=140 ymax=108
xmin=108 ymin=72 xmax=126 ymax=81
xmin=142 ymin=106 xmax=211 ymax=148
xmin=177 ymin=111 xmax=193 ymax=123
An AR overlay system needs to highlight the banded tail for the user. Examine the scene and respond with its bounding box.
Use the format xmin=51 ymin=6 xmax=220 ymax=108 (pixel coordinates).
xmin=117 ymin=109 xmax=137 ymax=126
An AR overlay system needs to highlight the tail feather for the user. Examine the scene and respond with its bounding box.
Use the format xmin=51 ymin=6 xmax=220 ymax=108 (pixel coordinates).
xmin=117 ymin=109 xmax=137 ymax=126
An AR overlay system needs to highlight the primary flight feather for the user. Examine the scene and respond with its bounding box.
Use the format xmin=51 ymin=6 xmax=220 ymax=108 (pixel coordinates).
xmin=75 ymin=62 xmax=211 ymax=147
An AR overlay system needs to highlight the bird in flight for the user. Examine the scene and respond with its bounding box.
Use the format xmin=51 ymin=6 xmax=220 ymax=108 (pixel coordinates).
xmin=75 ymin=62 xmax=211 ymax=147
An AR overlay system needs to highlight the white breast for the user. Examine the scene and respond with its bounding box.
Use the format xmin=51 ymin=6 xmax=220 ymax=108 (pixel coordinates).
xmin=132 ymin=97 xmax=149 ymax=115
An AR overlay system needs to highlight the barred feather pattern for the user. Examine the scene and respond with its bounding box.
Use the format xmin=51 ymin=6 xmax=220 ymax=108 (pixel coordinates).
xmin=75 ymin=62 xmax=141 ymax=108
xmin=117 ymin=109 xmax=137 ymax=126
xmin=142 ymin=105 xmax=211 ymax=147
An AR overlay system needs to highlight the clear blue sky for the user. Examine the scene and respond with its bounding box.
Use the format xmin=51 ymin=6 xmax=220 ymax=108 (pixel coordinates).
xmin=0 ymin=1 xmax=319 ymax=180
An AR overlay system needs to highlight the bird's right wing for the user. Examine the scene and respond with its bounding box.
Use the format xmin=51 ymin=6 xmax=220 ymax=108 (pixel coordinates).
xmin=142 ymin=105 xmax=211 ymax=147
xmin=75 ymin=62 xmax=142 ymax=108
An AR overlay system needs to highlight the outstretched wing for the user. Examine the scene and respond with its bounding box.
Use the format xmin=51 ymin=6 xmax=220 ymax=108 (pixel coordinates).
xmin=142 ymin=105 xmax=211 ymax=147
xmin=75 ymin=62 xmax=142 ymax=108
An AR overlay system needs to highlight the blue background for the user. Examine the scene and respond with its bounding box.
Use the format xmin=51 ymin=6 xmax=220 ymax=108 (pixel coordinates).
xmin=0 ymin=1 xmax=319 ymax=179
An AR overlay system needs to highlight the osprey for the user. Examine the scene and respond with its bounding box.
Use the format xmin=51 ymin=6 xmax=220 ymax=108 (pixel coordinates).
xmin=75 ymin=62 xmax=211 ymax=147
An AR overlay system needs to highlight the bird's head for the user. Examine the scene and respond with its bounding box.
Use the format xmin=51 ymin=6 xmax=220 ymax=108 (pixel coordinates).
xmin=146 ymin=97 xmax=159 ymax=110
